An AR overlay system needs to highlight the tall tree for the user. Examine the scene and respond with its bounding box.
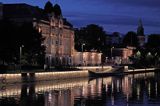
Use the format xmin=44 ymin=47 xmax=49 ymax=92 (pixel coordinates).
xmin=18 ymin=23 xmax=46 ymax=66
xmin=123 ymin=31 xmax=139 ymax=47
xmin=0 ymin=20 xmax=45 ymax=67
xmin=147 ymin=34 xmax=160 ymax=48
xmin=0 ymin=20 xmax=19 ymax=64
xmin=75 ymin=24 xmax=106 ymax=53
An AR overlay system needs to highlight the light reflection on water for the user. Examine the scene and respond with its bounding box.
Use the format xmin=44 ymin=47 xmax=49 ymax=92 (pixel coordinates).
xmin=1 ymin=72 xmax=160 ymax=106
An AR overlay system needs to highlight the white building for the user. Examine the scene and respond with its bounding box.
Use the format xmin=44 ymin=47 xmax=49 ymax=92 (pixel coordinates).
xmin=73 ymin=51 xmax=102 ymax=66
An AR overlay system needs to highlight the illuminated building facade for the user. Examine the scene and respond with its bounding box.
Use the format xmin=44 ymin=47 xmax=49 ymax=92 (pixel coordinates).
xmin=33 ymin=2 xmax=75 ymax=66
xmin=112 ymin=46 xmax=135 ymax=64
xmin=35 ymin=2 xmax=75 ymax=66
xmin=0 ymin=1 xmax=101 ymax=66
xmin=73 ymin=51 xmax=102 ymax=66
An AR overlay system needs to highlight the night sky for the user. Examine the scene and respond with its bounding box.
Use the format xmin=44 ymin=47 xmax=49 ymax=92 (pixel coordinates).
xmin=1 ymin=0 xmax=160 ymax=35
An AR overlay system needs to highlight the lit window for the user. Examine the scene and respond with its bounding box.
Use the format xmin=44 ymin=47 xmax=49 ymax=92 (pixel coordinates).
xmin=56 ymin=41 xmax=58 ymax=45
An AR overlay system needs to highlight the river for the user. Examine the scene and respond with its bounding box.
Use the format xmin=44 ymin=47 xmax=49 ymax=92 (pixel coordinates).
xmin=0 ymin=72 xmax=160 ymax=106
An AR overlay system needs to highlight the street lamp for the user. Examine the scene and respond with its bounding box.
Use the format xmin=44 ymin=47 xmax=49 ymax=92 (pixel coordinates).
xmin=81 ymin=43 xmax=85 ymax=52
xmin=49 ymin=55 xmax=52 ymax=70
xmin=20 ymin=45 xmax=24 ymax=73
xmin=81 ymin=43 xmax=85 ymax=66
xmin=111 ymin=46 xmax=114 ymax=60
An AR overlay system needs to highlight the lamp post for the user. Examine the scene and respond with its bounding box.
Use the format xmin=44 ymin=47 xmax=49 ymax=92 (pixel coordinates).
xmin=81 ymin=43 xmax=85 ymax=66
xmin=49 ymin=54 xmax=52 ymax=70
xmin=20 ymin=45 xmax=24 ymax=73
xmin=111 ymin=46 xmax=114 ymax=60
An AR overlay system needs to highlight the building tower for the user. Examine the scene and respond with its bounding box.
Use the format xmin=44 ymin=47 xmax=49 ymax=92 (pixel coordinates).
xmin=137 ymin=19 xmax=145 ymax=47
xmin=43 ymin=1 xmax=74 ymax=66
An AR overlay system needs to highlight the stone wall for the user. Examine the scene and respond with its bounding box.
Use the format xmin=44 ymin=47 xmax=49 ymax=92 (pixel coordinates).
xmin=0 ymin=70 xmax=88 ymax=84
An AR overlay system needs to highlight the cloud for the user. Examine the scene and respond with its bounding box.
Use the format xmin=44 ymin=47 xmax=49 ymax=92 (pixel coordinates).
xmin=85 ymin=0 xmax=160 ymax=8
xmin=1 ymin=0 xmax=160 ymax=34
xmin=64 ymin=11 xmax=160 ymax=34
xmin=62 ymin=0 xmax=160 ymax=34
xmin=64 ymin=11 xmax=160 ymax=26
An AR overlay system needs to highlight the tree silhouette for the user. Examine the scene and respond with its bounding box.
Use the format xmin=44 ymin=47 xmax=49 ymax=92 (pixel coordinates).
xmin=147 ymin=34 xmax=160 ymax=48
xmin=123 ymin=31 xmax=139 ymax=47
xmin=0 ymin=20 xmax=45 ymax=67
xmin=18 ymin=23 xmax=45 ymax=66
xmin=75 ymin=24 xmax=106 ymax=53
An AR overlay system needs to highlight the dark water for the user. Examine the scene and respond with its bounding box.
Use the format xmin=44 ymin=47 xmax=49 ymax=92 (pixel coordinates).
xmin=1 ymin=72 xmax=160 ymax=106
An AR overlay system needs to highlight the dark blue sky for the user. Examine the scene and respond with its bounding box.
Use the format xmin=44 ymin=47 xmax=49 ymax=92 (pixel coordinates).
xmin=1 ymin=0 xmax=160 ymax=34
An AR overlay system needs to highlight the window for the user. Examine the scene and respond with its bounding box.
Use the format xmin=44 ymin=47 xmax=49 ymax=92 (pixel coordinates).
xmin=56 ymin=41 xmax=58 ymax=45
xmin=60 ymin=40 xmax=62 ymax=45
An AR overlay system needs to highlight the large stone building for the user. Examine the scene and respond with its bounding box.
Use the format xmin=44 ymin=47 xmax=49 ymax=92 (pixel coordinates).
xmin=0 ymin=1 xmax=102 ymax=66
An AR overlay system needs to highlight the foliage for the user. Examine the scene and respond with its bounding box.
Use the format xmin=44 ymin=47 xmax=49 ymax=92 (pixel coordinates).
xmin=146 ymin=34 xmax=160 ymax=48
xmin=0 ymin=20 xmax=18 ymax=64
xmin=131 ymin=48 xmax=160 ymax=67
xmin=75 ymin=24 xmax=106 ymax=53
xmin=0 ymin=20 xmax=45 ymax=67
xmin=123 ymin=31 xmax=139 ymax=47
xmin=19 ymin=23 xmax=46 ymax=66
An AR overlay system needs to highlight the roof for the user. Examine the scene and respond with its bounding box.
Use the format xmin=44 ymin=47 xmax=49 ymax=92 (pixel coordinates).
xmin=53 ymin=4 xmax=62 ymax=17
xmin=63 ymin=18 xmax=73 ymax=28
xmin=2 ymin=3 xmax=74 ymax=28
xmin=3 ymin=3 xmax=49 ymax=21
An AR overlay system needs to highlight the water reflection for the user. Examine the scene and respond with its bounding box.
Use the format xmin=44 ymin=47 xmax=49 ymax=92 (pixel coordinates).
xmin=1 ymin=72 xmax=160 ymax=106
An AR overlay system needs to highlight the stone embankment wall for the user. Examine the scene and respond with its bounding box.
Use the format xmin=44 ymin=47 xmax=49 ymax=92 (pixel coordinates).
xmin=0 ymin=70 xmax=88 ymax=84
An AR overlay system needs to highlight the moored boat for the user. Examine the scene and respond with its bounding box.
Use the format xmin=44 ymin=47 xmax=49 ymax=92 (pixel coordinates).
xmin=89 ymin=66 xmax=124 ymax=77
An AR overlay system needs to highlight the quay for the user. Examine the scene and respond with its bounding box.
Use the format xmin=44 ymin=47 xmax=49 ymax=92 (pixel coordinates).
xmin=89 ymin=66 xmax=159 ymax=77
xmin=0 ymin=66 xmax=111 ymax=84
xmin=0 ymin=70 xmax=88 ymax=84
xmin=0 ymin=66 xmax=159 ymax=84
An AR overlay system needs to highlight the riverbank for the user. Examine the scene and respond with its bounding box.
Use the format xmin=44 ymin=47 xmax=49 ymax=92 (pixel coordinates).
xmin=0 ymin=66 xmax=111 ymax=84
xmin=0 ymin=70 xmax=88 ymax=84
xmin=0 ymin=66 xmax=159 ymax=84
xmin=124 ymin=68 xmax=159 ymax=74
xmin=89 ymin=67 xmax=160 ymax=77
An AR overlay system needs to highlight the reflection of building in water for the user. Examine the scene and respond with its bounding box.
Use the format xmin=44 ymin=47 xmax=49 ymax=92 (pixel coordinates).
xmin=130 ymin=72 xmax=154 ymax=79
xmin=122 ymin=76 xmax=132 ymax=101
xmin=0 ymin=78 xmax=88 ymax=97
xmin=0 ymin=84 xmax=22 ymax=97
xmin=122 ymin=72 xmax=157 ymax=102
xmin=81 ymin=78 xmax=104 ymax=98
xmin=1 ymin=73 xmax=160 ymax=106
xmin=45 ymin=90 xmax=74 ymax=106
